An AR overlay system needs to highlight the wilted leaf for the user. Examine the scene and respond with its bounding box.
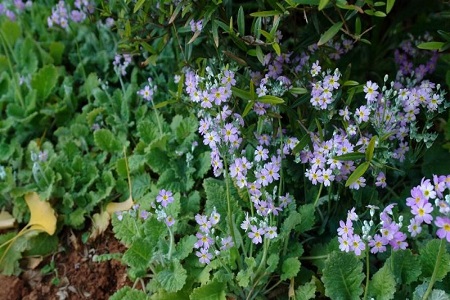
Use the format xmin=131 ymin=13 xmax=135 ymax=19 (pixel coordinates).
xmin=89 ymin=211 xmax=111 ymax=240
xmin=0 ymin=210 xmax=15 ymax=230
xmin=106 ymin=196 xmax=134 ymax=215
xmin=25 ymin=192 xmax=56 ymax=235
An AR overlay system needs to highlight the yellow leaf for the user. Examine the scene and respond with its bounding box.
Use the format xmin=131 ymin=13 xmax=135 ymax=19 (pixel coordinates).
xmin=106 ymin=196 xmax=134 ymax=215
xmin=89 ymin=211 xmax=111 ymax=241
xmin=0 ymin=209 xmax=15 ymax=230
xmin=25 ymin=192 xmax=57 ymax=235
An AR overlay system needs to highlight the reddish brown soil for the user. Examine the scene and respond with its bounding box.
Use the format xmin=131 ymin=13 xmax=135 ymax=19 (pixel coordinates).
xmin=0 ymin=229 xmax=131 ymax=300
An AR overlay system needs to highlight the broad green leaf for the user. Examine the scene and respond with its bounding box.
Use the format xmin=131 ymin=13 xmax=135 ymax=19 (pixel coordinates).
xmin=49 ymin=41 xmax=65 ymax=65
xmin=24 ymin=233 xmax=58 ymax=256
xmin=0 ymin=233 xmax=27 ymax=275
xmin=250 ymin=10 xmax=280 ymax=17
xmin=156 ymin=260 xmax=187 ymax=293
xmin=322 ymin=251 xmax=365 ymax=300
xmin=231 ymin=87 xmax=252 ymax=100
xmin=297 ymin=204 xmax=315 ymax=233
xmin=420 ymin=239 xmax=450 ymax=281
xmin=318 ymin=22 xmax=343 ymax=46
xmin=257 ymin=95 xmax=284 ymax=104
xmin=318 ymin=0 xmax=330 ymax=10
xmin=112 ymin=214 xmax=143 ymax=246
xmin=345 ymin=161 xmax=370 ymax=187
xmin=94 ymin=129 xmax=122 ymax=153
xmin=173 ymin=235 xmax=196 ymax=260
xmin=123 ymin=238 xmax=154 ymax=271
xmin=386 ymin=0 xmax=395 ymax=13
xmin=281 ymin=257 xmax=301 ymax=281
xmin=368 ymin=265 xmax=396 ymax=300
xmin=236 ymin=257 xmax=256 ymax=287
xmin=295 ymin=279 xmax=316 ymax=300
xmin=417 ymin=42 xmax=445 ymax=51
xmin=31 ymin=65 xmax=58 ymax=101
xmin=386 ymin=249 xmax=421 ymax=285
xmin=1 ymin=20 xmax=21 ymax=47
xmin=189 ymin=280 xmax=226 ymax=300
xmin=237 ymin=6 xmax=245 ymax=36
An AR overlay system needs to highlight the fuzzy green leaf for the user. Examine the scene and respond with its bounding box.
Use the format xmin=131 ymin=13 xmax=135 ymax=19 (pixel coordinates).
xmin=24 ymin=233 xmax=58 ymax=256
xmin=49 ymin=41 xmax=65 ymax=65
xmin=368 ymin=265 xmax=396 ymax=300
xmin=1 ymin=20 xmax=21 ymax=47
xmin=420 ymin=239 xmax=450 ymax=281
xmin=204 ymin=178 xmax=238 ymax=223
xmin=173 ymin=235 xmax=196 ymax=260
xmin=281 ymin=257 xmax=301 ymax=281
xmin=94 ymin=129 xmax=122 ymax=153
xmin=295 ymin=279 xmax=316 ymax=300
xmin=0 ymin=233 xmax=28 ymax=275
xmin=386 ymin=249 xmax=421 ymax=285
xmin=297 ymin=204 xmax=315 ymax=233
xmin=122 ymin=238 xmax=154 ymax=271
xmin=189 ymin=280 xmax=226 ymax=300
xmin=110 ymin=286 xmax=149 ymax=300
xmin=112 ymin=214 xmax=144 ymax=246
xmin=31 ymin=65 xmax=58 ymax=100
xmin=322 ymin=251 xmax=365 ymax=300
xmin=236 ymin=257 xmax=256 ymax=287
xmin=147 ymin=148 xmax=170 ymax=174
xmin=156 ymin=260 xmax=187 ymax=293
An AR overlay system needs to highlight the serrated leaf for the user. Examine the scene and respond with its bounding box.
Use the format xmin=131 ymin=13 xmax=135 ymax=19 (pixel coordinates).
xmin=123 ymin=237 xmax=154 ymax=271
xmin=318 ymin=22 xmax=343 ymax=46
xmin=322 ymin=251 xmax=365 ymax=300
xmin=295 ymin=279 xmax=316 ymax=300
xmin=112 ymin=214 xmax=143 ymax=246
xmin=281 ymin=257 xmax=301 ymax=281
xmin=297 ymin=204 xmax=315 ymax=233
xmin=156 ymin=260 xmax=187 ymax=293
xmin=190 ymin=280 xmax=226 ymax=300
xmin=31 ymin=65 xmax=58 ymax=100
xmin=368 ymin=265 xmax=396 ymax=300
xmin=173 ymin=235 xmax=196 ymax=260
xmin=0 ymin=233 xmax=27 ymax=275
xmin=345 ymin=161 xmax=369 ymax=187
xmin=25 ymin=192 xmax=56 ymax=235
xmin=420 ymin=239 xmax=450 ymax=281
xmin=386 ymin=249 xmax=421 ymax=285
xmin=94 ymin=129 xmax=122 ymax=152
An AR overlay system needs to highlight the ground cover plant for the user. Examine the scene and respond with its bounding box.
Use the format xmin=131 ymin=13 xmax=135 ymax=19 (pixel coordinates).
xmin=1 ymin=0 xmax=450 ymax=299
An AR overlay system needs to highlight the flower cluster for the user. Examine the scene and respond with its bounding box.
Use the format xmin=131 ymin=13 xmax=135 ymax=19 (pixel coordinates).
xmin=0 ymin=0 xmax=31 ymax=21
xmin=338 ymin=175 xmax=450 ymax=256
xmin=406 ymin=176 xmax=450 ymax=242
xmin=47 ymin=0 xmax=94 ymax=28
xmin=300 ymin=62 xmax=447 ymax=188
xmin=113 ymin=53 xmax=132 ymax=77
xmin=137 ymin=77 xmax=157 ymax=102
xmin=394 ymin=33 xmax=439 ymax=82
xmin=194 ymin=209 xmax=233 ymax=264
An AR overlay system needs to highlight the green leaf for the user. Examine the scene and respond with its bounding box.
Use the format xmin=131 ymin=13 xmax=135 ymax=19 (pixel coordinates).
xmin=173 ymin=235 xmax=196 ymax=260
xmin=365 ymin=135 xmax=377 ymax=161
xmin=297 ymin=204 xmax=315 ymax=233
xmin=318 ymin=0 xmax=330 ymax=10
xmin=345 ymin=161 xmax=370 ymax=187
xmin=156 ymin=260 xmax=187 ymax=293
xmin=133 ymin=0 xmax=145 ymax=13
xmin=250 ymin=10 xmax=280 ymax=17
xmin=0 ymin=233 xmax=28 ymax=275
xmin=237 ymin=6 xmax=245 ymax=37
xmin=112 ymin=214 xmax=144 ymax=246
xmin=318 ymin=22 xmax=343 ymax=46
xmin=290 ymin=87 xmax=308 ymax=94
xmin=23 ymin=233 xmax=58 ymax=256
xmin=322 ymin=251 xmax=365 ymax=300
xmin=31 ymin=65 xmax=59 ymax=101
xmin=420 ymin=239 xmax=450 ymax=281
xmin=94 ymin=129 xmax=122 ymax=153
xmin=231 ymin=87 xmax=252 ymax=100
xmin=204 ymin=178 xmax=238 ymax=224
xmin=49 ymin=41 xmax=65 ymax=65
xmin=1 ymin=20 xmax=21 ymax=47
xmin=368 ymin=265 xmax=396 ymax=300
xmin=110 ymin=286 xmax=149 ymax=300
xmin=295 ymin=279 xmax=316 ymax=300
xmin=386 ymin=249 xmax=421 ymax=285
xmin=257 ymin=95 xmax=284 ymax=104
xmin=374 ymin=11 xmax=387 ymax=17
xmin=281 ymin=257 xmax=301 ymax=281
xmin=417 ymin=42 xmax=445 ymax=51
xmin=190 ymin=280 xmax=226 ymax=300
xmin=272 ymin=43 xmax=281 ymax=56
xmin=333 ymin=152 xmax=365 ymax=161
xmin=122 ymin=238 xmax=154 ymax=271
xmin=386 ymin=0 xmax=395 ymax=13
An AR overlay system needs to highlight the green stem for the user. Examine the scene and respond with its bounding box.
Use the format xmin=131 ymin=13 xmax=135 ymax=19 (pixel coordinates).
xmin=313 ymin=182 xmax=324 ymax=207
xmin=167 ymin=225 xmax=174 ymax=261
xmin=150 ymin=98 xmax=163 ymax=137
xmin=363 ymin=244 xmax=370 ymax=300
xmin=422 ymin=239 xmax=446 ymax=300
xmin=300 ymin=254 xmax=329 ymax=260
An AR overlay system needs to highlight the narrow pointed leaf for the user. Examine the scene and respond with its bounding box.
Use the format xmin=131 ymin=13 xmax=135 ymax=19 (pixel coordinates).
xmin=318 ymin=22 xmax=343 ymax=46
xmin=345 ymin=161 xmax=370 ymax=187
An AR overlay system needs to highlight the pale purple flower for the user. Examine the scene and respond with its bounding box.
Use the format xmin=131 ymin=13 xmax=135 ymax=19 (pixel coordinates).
xmin=364 ymin=81 xmax=379 ymax=103
xmin=355 ymin=105 xmax=370 ymax=123
xmin=255 ymin=145 xmax=269 ymax=162
xmin=350 ymin=234 xmax=365 ymax=256
xmin=338 ymin=234 xmax=351 ymax=252
xmin=435 ymin=217 xmax=450 ymax=242
xmin=408 ymin=218 xmax=422 ymax=237
xmin=220 ymin=236 xmax=234 ymax=250
xmin=375 ymin=172 xmax=387 ymax=188
xmin=196 ymin=248 xmax=213 ymax=264
xmin=195 ymin=214 xmax=212 ymax=233
xmin=368 ymin=234 xmax=387 ymax=254
xmin=411 ymin=200 xmax=433 ymax=224
xmin=165 ymin=215 xmax=175 ymax=227
xmin=156 ymin=189 xmax=174 ymax=207
xmin=264 ymin=226 xmax=278 ymax=239
xmin=248 ymin=225 xmax=265 ymax=244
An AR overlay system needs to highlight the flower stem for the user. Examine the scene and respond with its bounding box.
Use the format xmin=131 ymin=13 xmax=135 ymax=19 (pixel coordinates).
xmin=422 ymin=239 xmax=446 ymax=300
xmin=363 ymin=244 xmax=370 ymax=300
xmin=313 ymin=183 xmax=323 ymax=207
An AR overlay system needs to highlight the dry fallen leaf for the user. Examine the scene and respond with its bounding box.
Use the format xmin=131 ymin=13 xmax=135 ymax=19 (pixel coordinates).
xmin=89 ymin=211 xmax=110 ymax=240
xmin=106 ymin=196 xmax=134 ymax=215
xmin=25 ymin=192 xmax=57 ymax=235
xmin=0 ymin=209 xmax=15 ymax=230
